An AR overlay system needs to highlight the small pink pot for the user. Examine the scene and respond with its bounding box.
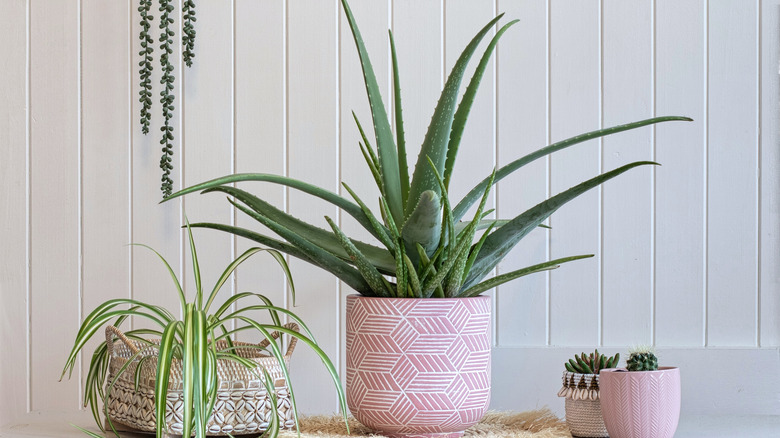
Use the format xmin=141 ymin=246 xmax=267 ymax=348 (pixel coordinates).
xmin=599 ymin=367 xmax=681 ymax=438
xmin=345 ymin=295 xmax=491 ymax=438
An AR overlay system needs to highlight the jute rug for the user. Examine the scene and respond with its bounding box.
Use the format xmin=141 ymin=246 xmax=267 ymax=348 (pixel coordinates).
xmin=277 ymin=410 xmax=572 ymax=438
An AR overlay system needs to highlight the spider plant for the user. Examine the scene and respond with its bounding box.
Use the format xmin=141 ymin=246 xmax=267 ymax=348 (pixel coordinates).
xmin=61 ymin=222 xmax=347 ymax=438
xmin=164 ymin=0 xmax=691 ymax=298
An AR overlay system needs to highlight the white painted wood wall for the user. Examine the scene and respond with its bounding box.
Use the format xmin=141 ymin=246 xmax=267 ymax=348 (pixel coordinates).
xmin=1 ymin=0 xmax=779 ymax=426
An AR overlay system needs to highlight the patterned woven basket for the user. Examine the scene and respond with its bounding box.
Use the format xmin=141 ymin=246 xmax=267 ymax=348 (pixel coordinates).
xmin=557 ymin=371 xmax=608 ymax=438
xmin=104 ymin=323 xmax=299 ymax=436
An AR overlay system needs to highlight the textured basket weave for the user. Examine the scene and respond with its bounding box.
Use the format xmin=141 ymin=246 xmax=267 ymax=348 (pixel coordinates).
xmin=557 ymin=371 xmax=608 ymax=438
xmin=104 ymin=323 xmax=298 ymax=436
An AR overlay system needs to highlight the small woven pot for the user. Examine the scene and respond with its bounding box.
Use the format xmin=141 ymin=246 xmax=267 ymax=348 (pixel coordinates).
xmin=557 ymin=371 xmax=608 ymax=437
xmin=103 ymin=323 xmax=299 ymax=436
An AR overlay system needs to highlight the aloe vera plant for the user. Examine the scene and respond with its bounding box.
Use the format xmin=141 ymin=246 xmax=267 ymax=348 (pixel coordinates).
xmin=61 ymin=223 xmax=347 ymax=438
xmin=165 ymin=0 xmax=691 ymax=299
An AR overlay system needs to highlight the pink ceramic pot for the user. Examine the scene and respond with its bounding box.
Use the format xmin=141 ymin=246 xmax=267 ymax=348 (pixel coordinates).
xmin=345 ymin=295 xmax=491 ymax=438
xmin=599 ymin=367 xmax=681 ymax=438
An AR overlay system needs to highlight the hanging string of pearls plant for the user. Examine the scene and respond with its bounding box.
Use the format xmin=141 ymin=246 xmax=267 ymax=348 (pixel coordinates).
xmin=138 ymin=0 xmax=197 ymax=197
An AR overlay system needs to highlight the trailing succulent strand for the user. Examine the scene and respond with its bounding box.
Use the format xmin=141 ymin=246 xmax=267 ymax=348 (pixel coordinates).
xmin=565 ymin=349 xmax=620 ymax=374
xmin=626 ymin=347 xmax=658 ymax=371
xmin=158 ymin=0 xmax=176 ymax=197
xmin=136 ymin=0 xmax=197 ymax=197
xmin=182 ymin=0 xmax=197 ymax=67
xmin=164 ymin=0 xmax=692 ymax=299
xmin=138 ymin=0 xmax=154 ymax=135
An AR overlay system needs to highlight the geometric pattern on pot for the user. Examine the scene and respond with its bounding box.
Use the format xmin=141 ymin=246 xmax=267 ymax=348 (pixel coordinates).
xmin=599 ymin=367 xmax=681 ymax=438
xmin=346 ymin=295 xmax=492 ymax=438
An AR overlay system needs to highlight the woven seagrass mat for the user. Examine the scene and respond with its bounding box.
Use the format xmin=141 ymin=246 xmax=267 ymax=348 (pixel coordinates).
xmin=276 ymin=410 xmax=572 ymax=438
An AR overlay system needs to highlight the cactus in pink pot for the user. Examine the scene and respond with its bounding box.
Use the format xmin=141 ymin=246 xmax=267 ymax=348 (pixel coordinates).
xmin=599 ymin=347 xmax=681 ymax=438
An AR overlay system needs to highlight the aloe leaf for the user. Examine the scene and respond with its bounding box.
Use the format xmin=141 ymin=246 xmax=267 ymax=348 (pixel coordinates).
xmin=406 ymin=13 xmax=505 ymax=217
xmin=163 ymin=172 xmax=379 ymax=238
xmin=226 ymin=198 xmax=373 ymax=294
xmin=463 ymin=161 xmax=658 ymax=289
xmin=444 ymin=19 xmax=519 ymax=189
xmin=188 ymin=222 xmax=312 ymax=263
xmin=352 ymin=112 xmax=380 ymax=168
xmin=394 ymin=237 xmax=408 ymax=298
xmin=154 ymin=321 xmax=179 ymax=438
xmin=340 ymin=0 xmax=403 ymax=228
xmin=404 ymin=253 xmax=423 ymax=298
xmin=453 ymin=116 xmax=692 ymax=223
xmin=389 ymin=30 xmax=409 ymax=206
xmin=342 ymin=183 xmax=394 ymax=250
xmin=359 ymin=141 xmax=384 ymax=190
xmin=463 ymin=222 xmax=496 ymax=283
xmin=401 ymin=190 xmax=442 ymax=256
xmin=325 ymin=216 xmax=392 ymax=297
xmin=455 ymin=219 xmax=508 ymax=237
xmin=460 ymin=254 xmax=593 ymax=297
xmin=208 ymin=186 xmax=396 ymax=273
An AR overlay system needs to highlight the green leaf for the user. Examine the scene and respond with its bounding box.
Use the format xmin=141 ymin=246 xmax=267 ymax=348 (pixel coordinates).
xmin=401 ymin=190 xmax=442 ymax=256
xmin=406 ymin=13 xmax=505 ymax=218
xmin=459 ymin=254 xmax=593 ymax=297
xmin=207 ymin=186 xmax=396 ymax=274
xmin=154 ymin=321 xmax=179 ymax=438
xmin=184 ymin=219 xmax=203 ymax=308
xmin=163 ymin=172 xmax=379 ymax=239
xmin=389 ymin=30 xmax=410 ymax=206
xmin=444 ymin=19 xmax=519 ymax=189
xmin=340 ymin=0 xmax=403 ymax=229
xmin=226 ymin=198 xmax=373 ymax=294
xmin=325 ymin=216 xmax=391 ymax=297
xmin=181 ymin=304 xmax=196 ymax=438
xmin=463 ymin=161 xmax=658 ymax=289
xmin=129 ymin=243 xmax=185 ymax=310
xmin=452 ymin=116 xmax=692 ymax=223
xmin=342 ymin=183 xmax=394 ymax=250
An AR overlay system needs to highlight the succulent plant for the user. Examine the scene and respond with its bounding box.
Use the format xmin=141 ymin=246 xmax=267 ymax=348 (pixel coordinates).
xmin=565 ymin=349 xmax=620 ymax=374
xmin=625 ymin=347 xmax=659 ymax=371
xmin=164 ymin=0 xmax=691 ymax=298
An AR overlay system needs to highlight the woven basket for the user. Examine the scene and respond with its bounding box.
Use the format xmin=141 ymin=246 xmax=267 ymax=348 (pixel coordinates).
xmin=557 ymin=371 xmax=608 ymax=438
xmin=104 ymin=323 xmax=299 ymax=436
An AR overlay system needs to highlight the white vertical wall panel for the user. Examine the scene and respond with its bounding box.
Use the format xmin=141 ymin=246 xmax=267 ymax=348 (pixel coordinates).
xmin=654 ymin=0 xmax=706 ymax=347
xmin=759 ymin=0 xmax=780 ymax=347
xmin=393 ymin=0 xmax=443 ymax=174
xmin=548 ymin=0 xmax=601 ymax=346
xmin=29 ymin=0 xmax=80 ymax=410
xmin=234 ymin=0 xmax=288 ymax=340
xmin=706 ymin=0 xmax=759 ymax=346
xmin=495 ymin=0 xmax=549 ymax=347
xmin=182 ymin=1 xmax=234 ymax=305
xmin=80 ymin=0 xmax=131 ymax=392
xmin=601 ymin=0 xmax=653 ymax=346
xmin=131 ymin=0 xmax=183 ymax=328
xmin=444 ymin=0 xmax=495 ymax=209
xmin=286 ymin=0 xmax=340 ymax=414
xmin=338 ymin=0 xmax=389 ymax=383
xmin=0 ymin=0 xmax=29 ymax=426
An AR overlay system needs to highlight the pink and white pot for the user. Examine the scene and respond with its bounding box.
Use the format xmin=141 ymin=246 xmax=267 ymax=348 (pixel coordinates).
xmin=599 ymin=367 xmax=681 ymax=438
xmin=345 ymin=295 xmax=492 ymax=438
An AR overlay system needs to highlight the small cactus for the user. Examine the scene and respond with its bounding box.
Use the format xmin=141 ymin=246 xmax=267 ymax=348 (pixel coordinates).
xmin=564 ymin=349 xmax=620 ymax=374
xmin=625 ymin=346 xmax=658 ymax=371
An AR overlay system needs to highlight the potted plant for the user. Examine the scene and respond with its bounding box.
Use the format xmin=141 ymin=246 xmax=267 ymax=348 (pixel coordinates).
xmin=558 ymin=350 xmax=619 ymax=437
xmin=163 ymin=1 xmax=690 ymax=436
xmin=61 ymin=223 xmax=347 ymax=438
xmin=599 ymin=348 xmax=681 ymax=438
